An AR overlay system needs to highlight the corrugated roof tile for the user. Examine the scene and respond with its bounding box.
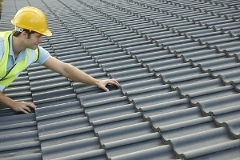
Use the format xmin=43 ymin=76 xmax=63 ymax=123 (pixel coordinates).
xmin=111 ymin=145 xmax=177 ymax=160
xmin=160 ymin=116 xmax=214 ymax=141
xmin=170 ymin=127 xmax=237 ymax=158
xmin=42 ymin=137 xmax=101 ymax=160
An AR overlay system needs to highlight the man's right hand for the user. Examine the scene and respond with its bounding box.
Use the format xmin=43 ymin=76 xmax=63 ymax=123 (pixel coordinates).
xmin=1 ymin=92 xmax=37 ymax=114
xmin=11 ymin=101 xmax=37 ymax=114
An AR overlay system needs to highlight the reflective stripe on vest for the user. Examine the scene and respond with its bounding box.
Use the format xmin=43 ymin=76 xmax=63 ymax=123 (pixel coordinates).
xmin=0 ymin=31 xmax=39 ymax=88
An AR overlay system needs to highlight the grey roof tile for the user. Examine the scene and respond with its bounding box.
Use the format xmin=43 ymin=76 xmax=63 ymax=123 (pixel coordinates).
xmin=184 ymin=50 xmax=228 ymax=67
xmin=133 ymin=50 xmax=171 ymax=60
xmin=149 ymin=107 xmax=203 ymax=128
xmin=140 ymin=98 xmax=189 ymax=116
xmin=166 ymin=41 xmax=201 ymax=53
xmin=74 ymin=83 xmax=108 ymax=96
xmin=28 ymin=70 xmax=62 ymax=81
xmin=127 ymin=47 xmax=169 ymax=58
xmin=157 ymin=36 xmax=191 ymax=45
xmin=39 ymin=126 xmax=95 ymax=149
xmin=168 ymin=73 xmax=211 ymax=86
xmin=198 ymin=94 xmax=240 ymax=137
xmin=118 ymin=39 xmax=151 ymax=48
xmin=189 ymin=85 xmax=236 ymax=104
xmin=207 ymin=62 xmax=240 ymax=74
xmin=0 ymin=130 xmax=38 ymax=147
xmin=38 ymin=116 xmax=89 ymax=135
xmin=192 ymin=145 xmax=240 ymax=160
xmin=0 ymin=113 xmax=40 ymax=159
xmin=217 ymin=116 xmax=240 ymax=138
xmin=180 ymin=49 xmax=224 ymax=62
xmin=1 ymin=149 xmax=42 ymax=160
xmin=97 ymin=122 xmax=153 ymax=143
xmin=211 ymin=66 xmax=240 ymax=86
xmin=0 ymin=120 xmax=36 ymax=135
xmin=170 ymin=127 xmax=239 ymax=159
xmin=110 ymin=67 xmax=153 ymax=79
xmin=35 ymin=101 xmax=84 ymax=122
xmin=31 ymin=80 xmax=71 ymax=93
xmin=224 ymin=46 xmax=240 ymax=59
xmin=149 ymin=31 xmax=179 ymax=42
xmin=33 ymin=87 xmax=75 ymax=101
xmin=216 ymin=40 xmax=240 ymax=53
xmin=88 ymin=45 xmax=120 ymax=53
xmin=206 ymin=37 xmax=239 ymax=49
xmin=126 ymin=84 xmax=170 ymax=100
xmin=175 ymin=79 xmax=223 ymax=94
xmin=80 ymin=90 xmax=127 ymax=111
xmin=182 ymin=138 xmax=240 ymax=160
xmin=114 ymin=72 xmax=155 ymax=85
xmin=90 ymin=47 xmax=123 ymax=56
xmin=87 ymin=103 xmax=136 ymax=122
xmin=158 ymin=67 xmax=203 ymax=81
xmin=106 ymin=33 xmax=142 ymax=42
xmin=92 ymin=112 xmax=144 ymax=132
xmin=133 ymin=91 xmax=180 ymax=109
xmin=41 ymin=137 xmax=101 ymax=160
xmin=96 ymin=54 xmax=132 ymax=64
xmin=111 ymin=145 xmax=177 ymax=160
xmin=123 ymin=44 xmax=157 ymax=52
xmin=101 ymin=59 xmax=139 ymax=68
xmin=47 ymin=149 xmax=106 ymax=160
xmin=34 ymin=92 xmax=78 ymax=107
xmin=3 ymin=154 xmax=42 ymax=160
xmin=160 ymin=116 xmax=215 ymax=141
xmin=78 ymin=35 xmax=109 ymax=44
xmin=121 ymin=78 xmax=164 ymax=93
xmin=137 ymin=26 xmax=168 ymax=35
xmin=146 ymin=58 xmax=185 ymax=70
xmin=104 ymin=132 xmax=162 ymax=158
xmin=186 ymin=30 xmax=222 ymax=40
xmin=151 ymin=62 xmax=191 ymax=76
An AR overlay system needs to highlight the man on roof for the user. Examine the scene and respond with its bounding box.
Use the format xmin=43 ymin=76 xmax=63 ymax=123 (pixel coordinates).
xmin=0 ymin=6 xmax=120 ymax=114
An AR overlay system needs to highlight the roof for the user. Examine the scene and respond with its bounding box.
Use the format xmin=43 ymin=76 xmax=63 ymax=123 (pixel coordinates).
xmin=0 ymin=0 xmax=240 ymax=159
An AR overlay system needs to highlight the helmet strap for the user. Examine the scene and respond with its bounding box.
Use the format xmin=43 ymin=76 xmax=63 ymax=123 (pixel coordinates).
xmin=14 ymin=26 xmax=24 ymax=32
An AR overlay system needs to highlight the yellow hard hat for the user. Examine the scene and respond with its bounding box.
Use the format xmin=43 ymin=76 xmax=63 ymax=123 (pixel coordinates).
xmin=11 ymin=6 xmax=52 ymax=36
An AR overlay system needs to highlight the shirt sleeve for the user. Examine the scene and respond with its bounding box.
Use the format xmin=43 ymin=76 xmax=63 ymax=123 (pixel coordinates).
xmin=0 ymin=38 xmax=4 ymax=60
xmin=0 ymin=86 xmax=5 ymax=92
xmin=36 ymin=45 xmax=51 ymax=64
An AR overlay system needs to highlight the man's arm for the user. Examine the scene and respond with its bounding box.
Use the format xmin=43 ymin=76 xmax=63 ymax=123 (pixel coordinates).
xmin=0 ymin=92 xmax=36 ymax=114
xmin=0 ymin=57 xmax=119 ymax=114
xmin=43 ymin=57 xmax=120 ymax=91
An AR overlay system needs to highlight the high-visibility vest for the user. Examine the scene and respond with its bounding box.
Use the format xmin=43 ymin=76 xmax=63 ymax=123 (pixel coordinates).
xmin=0 ymin=31 xmax=39 ymax=88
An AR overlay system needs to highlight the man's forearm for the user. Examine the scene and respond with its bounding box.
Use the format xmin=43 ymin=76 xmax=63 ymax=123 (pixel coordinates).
xmin=0 ymin=92 xmax=37 ymax=113
xmin=0 ymin=92 xmax=16 ymax=109
xmin=43 ymin=57 xmax=119 ymax=92
xmin=63 ymin=63 xmax=99 ymax=85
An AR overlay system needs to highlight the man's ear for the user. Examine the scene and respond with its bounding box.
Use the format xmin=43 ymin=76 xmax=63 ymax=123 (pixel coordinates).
xmin=21 ymin=31 xmax=30 ymax=39
xmin=21 ymin=31 xmax=27 ymax=36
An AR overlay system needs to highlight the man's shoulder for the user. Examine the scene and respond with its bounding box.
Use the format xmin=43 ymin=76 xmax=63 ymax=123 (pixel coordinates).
xmin=0 ymin=36 xmax=4 ymax=44
xmin=35 ymin=45 xmax=51 ymax=64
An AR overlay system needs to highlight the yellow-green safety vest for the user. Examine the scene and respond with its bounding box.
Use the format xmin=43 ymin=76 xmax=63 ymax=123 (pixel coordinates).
xmin=0 ymin=31 xmax=39 ymax=88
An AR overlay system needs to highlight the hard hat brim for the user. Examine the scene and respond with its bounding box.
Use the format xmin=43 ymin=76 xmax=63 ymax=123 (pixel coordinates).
xmin=42 ymin=29 xmax=52 ymax=36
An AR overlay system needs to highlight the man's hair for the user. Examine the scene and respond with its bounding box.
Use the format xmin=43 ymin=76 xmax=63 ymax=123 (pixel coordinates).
xmin=12 ymin=28 xmax=36 ymax=38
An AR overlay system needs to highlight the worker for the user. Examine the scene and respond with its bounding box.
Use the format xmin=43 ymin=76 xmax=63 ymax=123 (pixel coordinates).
xmin=0 ymin=6 xmax=120 ymax=114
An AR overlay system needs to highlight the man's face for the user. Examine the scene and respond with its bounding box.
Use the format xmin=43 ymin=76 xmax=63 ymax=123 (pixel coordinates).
xmin=23 ymin=32 xmax=43 ymax=50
